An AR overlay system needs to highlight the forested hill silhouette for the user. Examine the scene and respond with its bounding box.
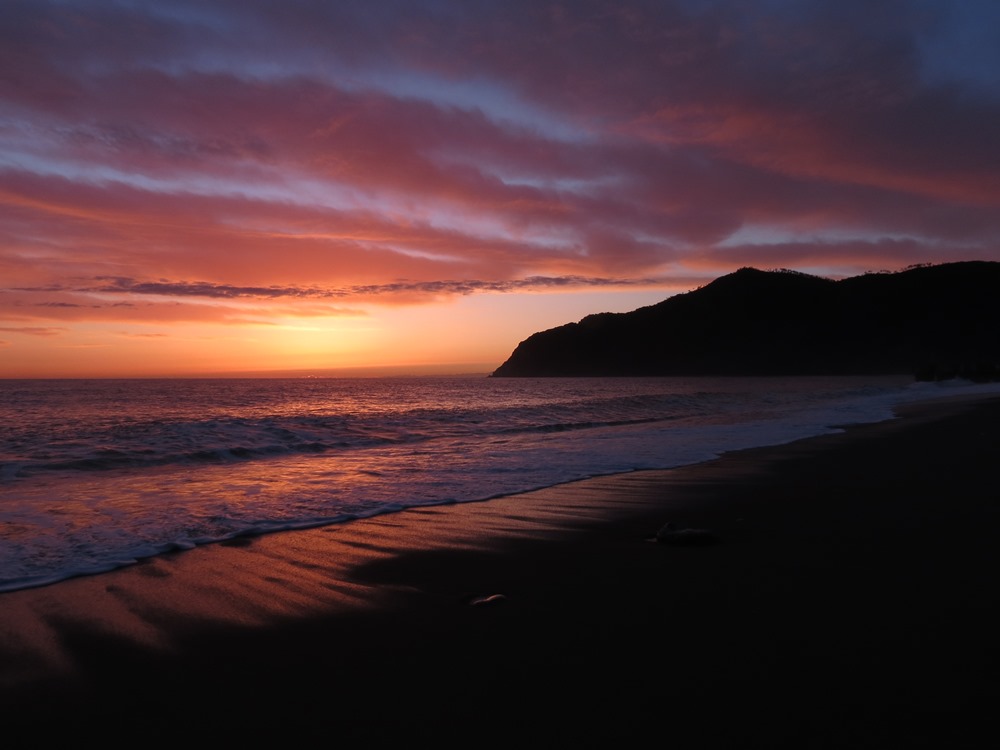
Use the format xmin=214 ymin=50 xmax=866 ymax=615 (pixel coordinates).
xmin=491 ymin=261 xmax=1000 ymax=380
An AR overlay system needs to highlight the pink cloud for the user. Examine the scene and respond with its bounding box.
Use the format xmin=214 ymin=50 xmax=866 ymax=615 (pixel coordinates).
xmin=0 ymin=326 xmax=66 ymax=336
xmin=1 ymin=0 xmax=998 ymax=345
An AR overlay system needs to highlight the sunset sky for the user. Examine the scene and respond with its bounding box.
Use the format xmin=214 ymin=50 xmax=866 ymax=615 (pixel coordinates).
xmin=2 ymin=0 xmax=999 ymax=377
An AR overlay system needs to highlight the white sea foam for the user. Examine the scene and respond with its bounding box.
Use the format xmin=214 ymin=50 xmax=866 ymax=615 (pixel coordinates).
xmin=1 ymin=375 xmax=997 ymax=592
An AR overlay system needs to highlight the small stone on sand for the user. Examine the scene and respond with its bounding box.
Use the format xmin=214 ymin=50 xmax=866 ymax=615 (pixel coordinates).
xmin=655 ymin=522 xmax=717 ymax=546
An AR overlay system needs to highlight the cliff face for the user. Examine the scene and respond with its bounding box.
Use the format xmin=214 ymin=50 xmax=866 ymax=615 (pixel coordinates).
xmin=491 ymin=262 xmax=1000 ymax=378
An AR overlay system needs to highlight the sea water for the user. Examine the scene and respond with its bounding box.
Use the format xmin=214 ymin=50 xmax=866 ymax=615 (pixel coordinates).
xmin=1 ymin=375 xmax=996 ymax=592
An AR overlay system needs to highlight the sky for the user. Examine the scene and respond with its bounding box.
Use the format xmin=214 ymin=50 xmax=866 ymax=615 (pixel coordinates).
xmin=1 ymin=0 xmax=999 ymax=377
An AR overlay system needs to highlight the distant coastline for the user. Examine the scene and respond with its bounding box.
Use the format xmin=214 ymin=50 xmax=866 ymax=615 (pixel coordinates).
xmin=493 ymin=262 xmax=1000 ymax=379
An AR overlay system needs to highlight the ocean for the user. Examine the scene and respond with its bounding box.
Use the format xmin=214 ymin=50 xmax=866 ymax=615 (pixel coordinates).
xmin=1 ymin=374 xmax=996 ymax=593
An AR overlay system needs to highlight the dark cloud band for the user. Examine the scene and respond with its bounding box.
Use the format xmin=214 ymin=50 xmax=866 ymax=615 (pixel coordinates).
xmin=63 ymin=275 xmax=666 ymax=300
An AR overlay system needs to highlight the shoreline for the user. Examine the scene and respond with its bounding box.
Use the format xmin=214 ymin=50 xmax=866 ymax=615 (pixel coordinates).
xmin=3 ymin=393 xmax=999 ymax=743
xmin=0 ymin=377 xmax=972 ymax=597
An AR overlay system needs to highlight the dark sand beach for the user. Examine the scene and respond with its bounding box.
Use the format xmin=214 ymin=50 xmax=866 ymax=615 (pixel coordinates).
xmin=2 ymin=394 xmax=998 ymax=746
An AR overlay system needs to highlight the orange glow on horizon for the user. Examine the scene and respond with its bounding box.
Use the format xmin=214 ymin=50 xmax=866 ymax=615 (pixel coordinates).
xmin=0 ymin=288 xmax=674 ymax=378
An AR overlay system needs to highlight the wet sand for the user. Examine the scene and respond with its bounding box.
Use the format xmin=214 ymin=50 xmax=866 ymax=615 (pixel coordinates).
xmin=2 ymin=394 xmax=999 ymax=745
